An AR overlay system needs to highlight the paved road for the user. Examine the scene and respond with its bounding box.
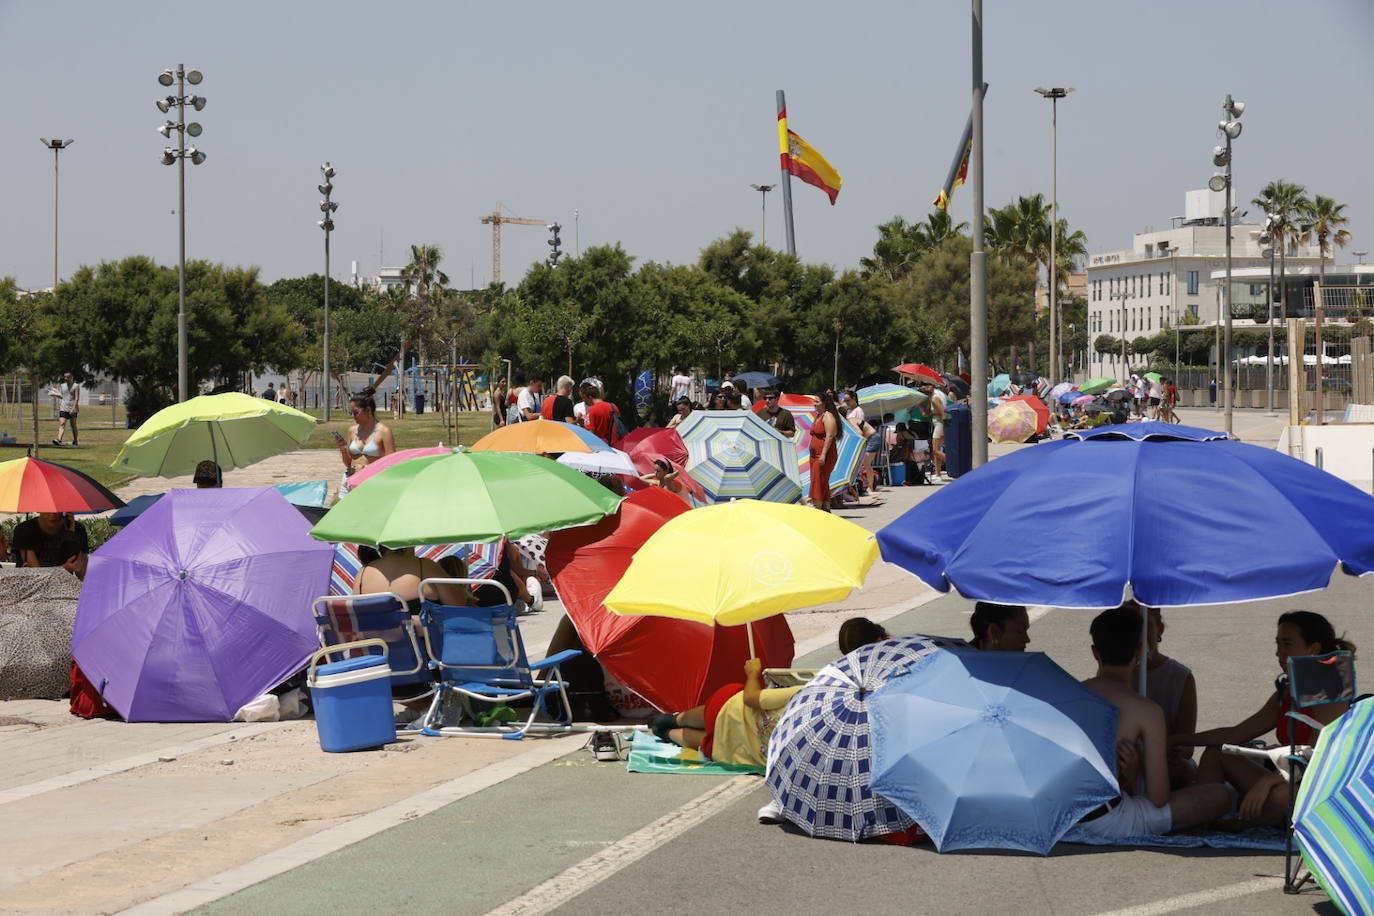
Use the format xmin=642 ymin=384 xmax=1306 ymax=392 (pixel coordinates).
xmin=184 ymin=410 xmax=1366 ymax=916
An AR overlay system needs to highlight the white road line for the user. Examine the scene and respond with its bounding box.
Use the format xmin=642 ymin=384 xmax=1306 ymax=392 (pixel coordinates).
xmin=487 ymin=775 xmax=760 ymax=916
xmin=119 ymin=735 xmax=584 ymax=916
xmin=0 ymin=723 xmax=283 ymax=807
xmin=1089 ymin=877 xmax=1280 ymax=916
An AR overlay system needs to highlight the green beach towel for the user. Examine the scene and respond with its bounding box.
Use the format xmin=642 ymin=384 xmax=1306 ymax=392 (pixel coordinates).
xmin=626 ymin=731 xmax=764 ymax=775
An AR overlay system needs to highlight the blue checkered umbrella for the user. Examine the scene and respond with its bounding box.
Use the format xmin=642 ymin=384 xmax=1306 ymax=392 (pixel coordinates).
xmin=765 ymin=634 xmax=969 ymax=841
xmin=676 ymin=410 xmax=802 ymax=504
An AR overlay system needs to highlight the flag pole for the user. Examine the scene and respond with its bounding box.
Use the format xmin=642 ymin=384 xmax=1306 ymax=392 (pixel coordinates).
xmin=776 ymin=90 xmax=797 ymax=256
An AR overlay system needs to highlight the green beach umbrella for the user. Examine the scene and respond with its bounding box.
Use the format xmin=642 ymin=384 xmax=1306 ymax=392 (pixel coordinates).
xmin=308 ymin=451 xmax=623 ymax=547
xmin=1077 ymin=377 xmax=1118 ymax=395
xmin=112 ymin=392 xmax=317 ymax=478
xmin=1145 ymin=371 xmax=1163 ymax=383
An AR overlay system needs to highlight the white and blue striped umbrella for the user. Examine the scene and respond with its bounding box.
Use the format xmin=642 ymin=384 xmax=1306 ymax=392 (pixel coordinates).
xmin=856 ymin=383 xmax=926 ymax=416
xmin=1294 ymin=697 xmax=1374 ymax=915
xmin=676 ymin=410 xmax=802 ymax=504
xmin=765 ymin=634 xmax=969 ymax=842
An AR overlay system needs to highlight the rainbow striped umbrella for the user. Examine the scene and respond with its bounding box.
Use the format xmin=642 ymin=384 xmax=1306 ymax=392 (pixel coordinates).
xmin=0 ymin=457 xmax=124 ymax=513
xmin=785 ymin=407 xmax=865 ymax=495
xmin=1293 ymin=698 xmax=1374 ymax=915
xmin=676 ymin=411 xmax=802 ymax=504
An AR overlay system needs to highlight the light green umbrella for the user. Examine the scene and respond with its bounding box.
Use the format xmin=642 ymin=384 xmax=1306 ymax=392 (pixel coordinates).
xmin=1144 ymin=371 xmax=1163 ymax=383
xmin=308 ymin=451 xmax=623 ymax=547
xmin=112 ymin=392 xmax=317 ymax=478
xmin=1077 ymin=377 xmax=1117 ymax=395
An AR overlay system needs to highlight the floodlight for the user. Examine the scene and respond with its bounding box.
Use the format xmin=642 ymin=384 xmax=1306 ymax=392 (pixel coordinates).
xmin=1220 ymin=120 xmax=1242 ymax=139
xmin=186 ymin=122 xmax=202 ymax=137
xmin=1259 ymin=231 xmax=1272 ymax=246
xmin=156 ymin=98 xmax=172 ymax=113
xmin=188 ymin=148 xmax=206 ymax=165
xmin=1262 ymin=247 xmax=1274 ymax=259
xmin=1223 ymin=98 xmax=1245 ymax=119
xmin=1208 ymin=173 xmax=1228 ymax=192
xmin=161 ymin=149 xmax=176 ymax=165
xmin=318 ymin=183 xmax=332 ymax=195
xmin=1211 ymin=146 xmax=1229 ymax=167
xmin=186 ymin=69 xmax=203 ymax=85
xmin=321 ymin=163 xmax=335 ymax=178
xmin=318 ymin=219 xmax=334 ymax=232
xmin=320 ymin=200 xmax=337 ymax=212
xmin=158 ymin=70 xmax=175 ymax=86
xmin=158 ymin=121 xmax=175 ymax=138
xmin=189 ymin=95 xmax=206 ymax=111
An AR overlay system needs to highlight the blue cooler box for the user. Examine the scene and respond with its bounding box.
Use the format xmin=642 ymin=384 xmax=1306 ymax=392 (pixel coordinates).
xmin=309 ymin=644 xmax=396 ymax=753
xmin=888 ymin=463 xmax=906 ymax=486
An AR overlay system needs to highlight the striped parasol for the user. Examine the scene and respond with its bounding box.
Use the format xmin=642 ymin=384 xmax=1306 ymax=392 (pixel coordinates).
xmin=329 ymin=540 xmax=505 ymax=596
xmin=774 ymin=403 xmax=864 ymax=496
xmin=676 ymin=410 xmax=802 ymax=504
xmin=1293 ymin=697 xmax=1374 ymax=915
xmin=857 ymin=383 xmax=927 ymax=416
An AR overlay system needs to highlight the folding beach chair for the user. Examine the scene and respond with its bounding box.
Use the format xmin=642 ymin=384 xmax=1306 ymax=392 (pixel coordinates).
xmin=415 ymin=577 xmax=586 ymax=739
xmin=312 ymin=591 xmax=434 ymax=703
xmin=1223 ymin=650 xmax=1357 ymax=895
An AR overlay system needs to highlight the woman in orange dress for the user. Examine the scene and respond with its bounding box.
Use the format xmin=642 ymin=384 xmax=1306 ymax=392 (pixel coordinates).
xmin=808 ymin=390 xmax=841 ymax=511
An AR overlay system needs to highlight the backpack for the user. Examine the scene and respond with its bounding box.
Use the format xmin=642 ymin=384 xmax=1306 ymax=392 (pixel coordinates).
xmin=610 ymin=407 xmax=629 ymax=443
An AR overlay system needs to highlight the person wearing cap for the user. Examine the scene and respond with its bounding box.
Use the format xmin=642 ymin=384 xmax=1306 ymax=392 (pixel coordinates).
xmin=758 ymin=389 xmax=795 ymax=436
xmin=193 ymin=460 xmax=222 ymax=488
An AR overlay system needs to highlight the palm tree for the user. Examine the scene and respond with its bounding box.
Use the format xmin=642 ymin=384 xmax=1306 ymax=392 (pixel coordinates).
xmin=860 ymin=217 xmax=923 ymax=281
xmin=1299 ymin=194 xmax=1351 ymax=289
xmin=918 ymin=209 xmax=968 ymax=247
xmin=1252 ymin=180 xmax=1309 ymax=319
xmin=394 ymin=244 xmax=448 ymax=405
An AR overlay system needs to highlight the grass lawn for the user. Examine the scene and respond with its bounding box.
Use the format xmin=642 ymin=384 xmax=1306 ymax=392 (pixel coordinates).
xmin=7 ymin=408 xmax=496 ymax=490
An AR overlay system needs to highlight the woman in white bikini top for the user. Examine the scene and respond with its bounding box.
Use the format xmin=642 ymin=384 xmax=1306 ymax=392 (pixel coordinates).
xmin=334 ymin=388 xmax=395 ymax=492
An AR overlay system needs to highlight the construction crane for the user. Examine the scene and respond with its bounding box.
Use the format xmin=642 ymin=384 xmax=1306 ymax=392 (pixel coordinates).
xmin=479 ymin=203 xmax=547 ymax=284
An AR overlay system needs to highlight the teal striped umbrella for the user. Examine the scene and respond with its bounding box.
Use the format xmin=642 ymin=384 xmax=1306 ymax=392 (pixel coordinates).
xmin=1293 ymin=697 xmax=1374 ymax=915
xmin=857 ymin=383 xmax=926 ymax=416
xmin=677 ymin=410 xmax=802 ymax=504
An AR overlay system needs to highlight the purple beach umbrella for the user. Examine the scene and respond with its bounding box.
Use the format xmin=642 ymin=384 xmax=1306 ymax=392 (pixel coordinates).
xmin=72 ymin=488 xmax=333 ymax=722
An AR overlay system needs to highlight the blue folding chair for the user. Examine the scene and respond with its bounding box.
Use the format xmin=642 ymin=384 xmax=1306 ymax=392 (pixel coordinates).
xmin=312 ymin=591 xmax=434 ymax=703
xmin=416 ymin=577 xmax=584 ymax=739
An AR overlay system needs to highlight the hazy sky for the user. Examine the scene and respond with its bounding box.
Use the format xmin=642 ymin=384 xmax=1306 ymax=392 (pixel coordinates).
xmin=4 ymin=1 xmax=1372 ymax=293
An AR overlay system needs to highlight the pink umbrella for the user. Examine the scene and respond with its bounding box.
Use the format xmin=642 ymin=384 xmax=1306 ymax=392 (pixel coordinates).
xmin=1070 ymin=395 xmax=1097 ymax=408
xmin=347 ymin=446 xmax=452 ymax=489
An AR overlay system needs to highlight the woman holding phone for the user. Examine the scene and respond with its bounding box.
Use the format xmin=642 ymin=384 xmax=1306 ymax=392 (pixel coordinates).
xmin=334 ymin=387 xmax=395 ymax=497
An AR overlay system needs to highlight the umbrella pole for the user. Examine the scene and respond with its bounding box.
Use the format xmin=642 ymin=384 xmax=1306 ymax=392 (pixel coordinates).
xmin=1137 ymin=610 xmax=1149 ymax=696
xmin=746 ymin=621 xmax=756 ymax=659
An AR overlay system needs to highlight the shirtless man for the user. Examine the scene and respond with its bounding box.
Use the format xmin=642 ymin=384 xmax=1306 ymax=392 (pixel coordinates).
xmin=1076 ymin=605 xmax=1230 ymax=839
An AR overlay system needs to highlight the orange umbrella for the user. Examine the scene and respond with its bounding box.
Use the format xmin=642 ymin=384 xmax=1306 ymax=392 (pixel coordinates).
xmin=469 ymin=419 xmax=612 ymax=455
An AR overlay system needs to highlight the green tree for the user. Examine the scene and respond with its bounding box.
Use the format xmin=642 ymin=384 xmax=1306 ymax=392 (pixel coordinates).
xmin=397 ymin=244 xmax=449 ymax=374
xmin=859 ymin=211 xmax=968 ymax=281
xmin=1298 ymin=194 xmax=1352 ymax=290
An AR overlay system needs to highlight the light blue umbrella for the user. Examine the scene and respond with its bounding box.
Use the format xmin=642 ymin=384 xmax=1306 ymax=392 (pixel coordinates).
xmin=676 ymin=410 xmax=802 ymax=504
xmin=870 ymin=648 xmax=1119 ymax=854
xmin=987 ymin=373 xmax=1012 ymax=397
xmin=766 ymin=634 xmax=970 ymax=841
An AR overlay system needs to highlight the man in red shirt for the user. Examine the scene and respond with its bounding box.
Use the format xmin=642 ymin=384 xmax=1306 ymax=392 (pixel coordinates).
xmin=581 ymin=382 xmax=620 ymax=445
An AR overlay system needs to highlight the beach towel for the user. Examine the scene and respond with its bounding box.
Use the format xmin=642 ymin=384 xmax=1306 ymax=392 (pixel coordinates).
xmin=1059 ymin=826 xmax=1286 ymax=850
xmin=626 ymin=731 xmax=764 ymax=776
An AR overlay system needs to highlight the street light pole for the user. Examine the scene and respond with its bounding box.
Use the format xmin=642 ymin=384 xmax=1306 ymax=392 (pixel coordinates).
xmin=750 ymin=184 xmax=775 ymax=248
xmin=157 ymin=64 xmax=207 ymax=403
xmin=969 ymin=0 xmax=988 ymax=467
xmin=1209 ymin=94 xmax=1244 ymax=435
xmin=1262 ymin=216 xmax=1277 ymax=415
xmin=318 ymin=163 xmax=337 ymax=421
xmin=1034 ymin=87 xmax=1073 ymax=381
xmin=40 ymin=139 xmax=74 ymax=290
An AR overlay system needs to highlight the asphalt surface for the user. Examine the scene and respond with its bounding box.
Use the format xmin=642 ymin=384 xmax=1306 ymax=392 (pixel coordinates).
xmin=191 ymin=408 xmax=1366 ymax=916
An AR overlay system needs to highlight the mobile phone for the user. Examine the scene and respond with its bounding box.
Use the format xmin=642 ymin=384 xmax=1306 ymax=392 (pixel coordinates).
xmin=331 ymin=431 xmax=346 ymax=444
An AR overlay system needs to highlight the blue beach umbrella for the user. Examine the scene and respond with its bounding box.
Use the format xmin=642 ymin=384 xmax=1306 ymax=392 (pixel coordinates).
xmin=1293 ymin=697 xmax=1374 ymax=915
xmin=870 ymin=648 xmax=1118 ymax=854
xmin=676 ymin=410 xmax=802 ymax=504
xmin=876 ymin=422 xmax=1374 ymax=608
xmin=731 ymin=370 xmax=784 ymax=390
xmin=766 ymin=634 xmax=970 ymax=842
xmin=987 ymin=373 xmax=1012 ymax=397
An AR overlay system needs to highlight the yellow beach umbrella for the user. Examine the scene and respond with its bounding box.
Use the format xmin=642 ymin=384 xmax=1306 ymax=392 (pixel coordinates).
xmin=605 ymin=499 xmax=878 ymax=652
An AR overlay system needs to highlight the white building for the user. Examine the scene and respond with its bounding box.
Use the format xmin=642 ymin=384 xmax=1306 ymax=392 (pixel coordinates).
xmin=1085 ymin=189 xmax=1323 ymax=378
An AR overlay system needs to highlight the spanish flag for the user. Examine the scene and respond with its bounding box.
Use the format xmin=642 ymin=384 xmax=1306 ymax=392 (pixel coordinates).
xmin=778 ymin=107 xmax=842 ymax=205
xmin=933 ymin=137 xmax=971 ymax=212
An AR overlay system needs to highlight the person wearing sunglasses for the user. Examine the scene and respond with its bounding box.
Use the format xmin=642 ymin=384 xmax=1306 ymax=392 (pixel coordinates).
xmin=759 ymin=388 xmax=796 ymax=436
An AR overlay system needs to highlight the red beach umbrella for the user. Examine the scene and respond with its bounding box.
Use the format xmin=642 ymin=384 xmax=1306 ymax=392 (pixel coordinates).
xmin=545 ymin=488 xmax=793 ymax=713
xmin=620 ymin=427 xmax=689 ymax=475
xmin=893 ymin=363 xmax=944 ymax=385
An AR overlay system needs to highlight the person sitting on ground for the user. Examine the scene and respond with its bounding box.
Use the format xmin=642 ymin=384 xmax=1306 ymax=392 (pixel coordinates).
xmin=652 ymin=616 xmax=890 ymax=764
xmin=1139 ymin=604 xmax=1199 ymax=788
xmin=12 ymin=512 xmax=89 ymax=580
xmin=1076 ymin=605 xmax=1231 ymax=839
xmin=666 ymin=397 xmax=692 ymax=429
xmin=1169 ymin=610 xmax=1354 ymax=827
xmin=969 ymin=601 xmax=1031 ymax=651
xmin=192 ymin=459 xmax=222 ymax=488
xmin=640 ymin=457 xmax=684 ymax=496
